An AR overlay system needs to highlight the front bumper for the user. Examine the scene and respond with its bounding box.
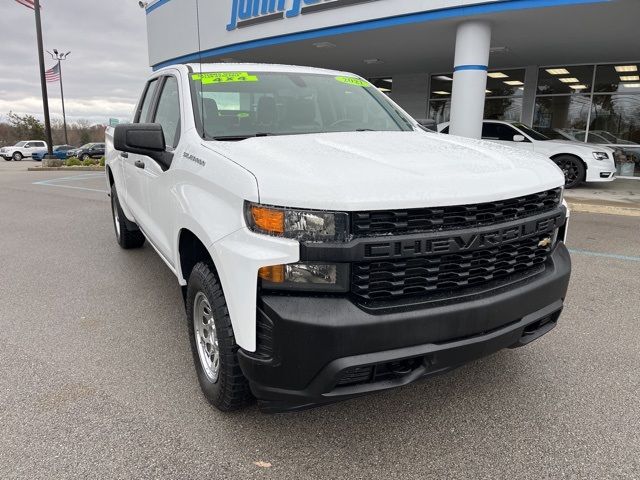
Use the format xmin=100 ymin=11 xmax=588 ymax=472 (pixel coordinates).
xmin=239 ymin=242 xmax=571 ymax=412
xmin=586 ymin=161 xmax=616 ymax=182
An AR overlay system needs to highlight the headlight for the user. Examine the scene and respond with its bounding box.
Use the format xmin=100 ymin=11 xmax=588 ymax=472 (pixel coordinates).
xmin=259 ymin=263 xmax=349 ymax=292
xmin=245 ymin=202 xmax=349 ymax=242
xmin=593 ymin=152 xmax=609 ymax=160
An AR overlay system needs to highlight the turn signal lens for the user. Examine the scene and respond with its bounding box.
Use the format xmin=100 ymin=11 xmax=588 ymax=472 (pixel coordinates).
xmin=258 ymin=265 xmax=285 ymax=283
xmin=251 ymin=205 xmax=284 ymax=235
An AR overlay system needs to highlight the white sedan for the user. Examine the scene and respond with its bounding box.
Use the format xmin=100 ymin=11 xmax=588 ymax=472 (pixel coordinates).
xmin=438 ymin=120 xmax=616 ymax=188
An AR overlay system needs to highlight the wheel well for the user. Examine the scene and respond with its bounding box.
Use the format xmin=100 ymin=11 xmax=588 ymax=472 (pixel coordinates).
xmin=178 ymin=229 xmax=214 ymax=285
xmin=551 ymin=153 xmax=587 ymax=170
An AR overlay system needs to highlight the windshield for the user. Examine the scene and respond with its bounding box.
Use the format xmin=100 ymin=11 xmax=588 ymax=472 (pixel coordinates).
xmin=190 ymin=71 xmax=413 ymax=140
xmin=15 ymin=141 xmax=27 ymax=147
xmin=512 ymin=123 xmax=551 ymax=141
xmin=79 ymin=144 xmax=92 ymax=149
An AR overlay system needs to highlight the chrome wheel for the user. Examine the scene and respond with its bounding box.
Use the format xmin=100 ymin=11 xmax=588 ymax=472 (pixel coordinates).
xmin=112 ymin=197 xmax=121 ymax=240
xmin=193 ymin=291 xmax=220 ymax=383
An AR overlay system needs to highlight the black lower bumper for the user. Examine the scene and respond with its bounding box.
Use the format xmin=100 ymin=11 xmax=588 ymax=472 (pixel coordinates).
xmin=239 ymin=243 xmax=571 ymax=413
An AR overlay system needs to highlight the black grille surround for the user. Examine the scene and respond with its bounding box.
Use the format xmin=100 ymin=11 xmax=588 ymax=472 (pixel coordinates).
xmin=351 ymin=188 xmax=562 ymax=237
xmin=344 ymin=188 xmax=564 ymax=304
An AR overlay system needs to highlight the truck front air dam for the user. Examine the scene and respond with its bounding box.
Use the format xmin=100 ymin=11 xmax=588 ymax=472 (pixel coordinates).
xmin=239 ymin=242 xmax=571 ymax=412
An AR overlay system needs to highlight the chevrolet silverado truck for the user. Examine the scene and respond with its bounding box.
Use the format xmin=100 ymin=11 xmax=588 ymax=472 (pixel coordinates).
xmin=105 ymin=63 xmax=571 ymax=412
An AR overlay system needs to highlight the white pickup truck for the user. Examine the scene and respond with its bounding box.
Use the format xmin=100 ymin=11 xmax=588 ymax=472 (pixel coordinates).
xmin=106 ymin=63 xmax=571 ymax=412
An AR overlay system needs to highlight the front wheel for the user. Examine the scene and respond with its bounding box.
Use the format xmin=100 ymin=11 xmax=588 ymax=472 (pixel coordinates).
xmin=553 ymin=155 xmax=585 ymax=189
xmin=186 ymin=262 xmax=252 ymax=411
xmin=81 ymin=153 xmax=90 ymax=160
xmin=110 ymin=185 xmax=145 ymax=249
xmin=12 ymin=152 xmax=22 ymax=161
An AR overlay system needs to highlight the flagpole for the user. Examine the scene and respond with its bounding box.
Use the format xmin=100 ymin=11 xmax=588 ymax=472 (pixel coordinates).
xmin=58 ymin=59 xmax=69 ymax=145
xmin=33 ymin=0 xmax=53 ymax=157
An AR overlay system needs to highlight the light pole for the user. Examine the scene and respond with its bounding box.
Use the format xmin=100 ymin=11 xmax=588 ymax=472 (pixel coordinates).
xmin=47 ymin=49 xmax=71 ymax=145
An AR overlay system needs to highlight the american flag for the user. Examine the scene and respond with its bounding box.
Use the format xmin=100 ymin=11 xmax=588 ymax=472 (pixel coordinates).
xmin=45 ymin=63 xmax=60 ymax=83
xmin=15 ymin=0 xmax=38 ymax=9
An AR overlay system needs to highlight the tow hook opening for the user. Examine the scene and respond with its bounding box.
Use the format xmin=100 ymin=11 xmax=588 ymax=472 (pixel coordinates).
xmin=336 ymin=356 xmax=429 ymax=388
xmin=513 ymin=309 xmax=562 ymax=348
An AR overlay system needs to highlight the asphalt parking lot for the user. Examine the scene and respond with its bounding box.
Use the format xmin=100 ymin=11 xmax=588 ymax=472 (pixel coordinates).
xmin=1 ymin=162 xmax=639 ymax=479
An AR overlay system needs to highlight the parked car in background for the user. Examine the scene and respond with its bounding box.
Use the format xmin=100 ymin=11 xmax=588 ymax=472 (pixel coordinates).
xmin=0 ymin=140 xmax=48 ymax=161
xmin=31 ymin=144 xmax=75 ymax=161
xmin=535 ymin=128 xmax=639 ymax=172
xmin=68 ymin=143 xmax=106 ymax=160
xmin=438 ymin=120 xmax=616 ymax=188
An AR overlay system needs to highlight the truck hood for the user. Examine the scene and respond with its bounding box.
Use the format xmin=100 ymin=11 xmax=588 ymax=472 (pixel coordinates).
xmin=205 ymin=131 xmax=564 ymax=210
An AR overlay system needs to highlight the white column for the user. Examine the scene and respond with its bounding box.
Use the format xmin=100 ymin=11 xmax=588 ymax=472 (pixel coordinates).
xmin=449 ymin=21 xmax=491 ymax=139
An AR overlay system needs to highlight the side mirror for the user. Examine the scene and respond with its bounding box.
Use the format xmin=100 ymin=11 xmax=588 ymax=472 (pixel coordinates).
xmin=114 ymin=123 xmax=172 ymax=169
xmin=513 ymin=134 xmax=526 ymax=142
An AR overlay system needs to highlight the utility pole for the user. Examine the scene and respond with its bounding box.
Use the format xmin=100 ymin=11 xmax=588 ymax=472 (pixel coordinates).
xmin=48 ymin=49 xmax=71 ymax=145
xmin=33 ymin=0 xmax=53 ymax=156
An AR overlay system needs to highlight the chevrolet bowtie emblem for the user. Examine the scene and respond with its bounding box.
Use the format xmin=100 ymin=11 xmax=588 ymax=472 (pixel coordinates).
xmin=538 ymin=237 xmax=552 ymax=248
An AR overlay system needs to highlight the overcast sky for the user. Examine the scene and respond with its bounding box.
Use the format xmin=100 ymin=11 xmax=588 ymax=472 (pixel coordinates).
xmin=0 ymin=0 xmax=150 ymax=125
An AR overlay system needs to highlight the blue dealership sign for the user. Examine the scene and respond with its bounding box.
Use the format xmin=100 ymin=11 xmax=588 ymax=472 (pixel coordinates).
xmin=227 ymin=0 xmax=380 ymax=31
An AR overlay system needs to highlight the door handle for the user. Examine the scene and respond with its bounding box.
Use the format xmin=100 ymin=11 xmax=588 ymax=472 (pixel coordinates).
xmin=134 ymin=160 xmax=145 ymax=169
xmin=121 ymin=152 xmax=128 ymax=158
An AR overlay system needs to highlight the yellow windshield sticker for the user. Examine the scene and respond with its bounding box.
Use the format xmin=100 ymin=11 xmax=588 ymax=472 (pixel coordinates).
xmin=191 ymin=72 xmax=259 ymax=84
xmin=335 ymin=76 xmax=371 ymax=87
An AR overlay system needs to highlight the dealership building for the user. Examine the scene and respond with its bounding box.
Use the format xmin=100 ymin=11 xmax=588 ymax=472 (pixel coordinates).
xmin=145 ymin=0 xmax=640 ymax=177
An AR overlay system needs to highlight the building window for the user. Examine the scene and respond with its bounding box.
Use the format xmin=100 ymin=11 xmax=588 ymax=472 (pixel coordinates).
xmin=369 ymin=78 xmax=392 ymax=95
xmin=427 ymin=69 xmax=525 ymax=126
xmin=534 ymin=63 xmax=640 ymax=177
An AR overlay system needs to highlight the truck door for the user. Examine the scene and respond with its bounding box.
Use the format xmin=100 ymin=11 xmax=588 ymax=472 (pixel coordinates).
xmin=142 ymin=74 xmax=182 ymax=260
xmin=123 ymin=77 xmax=159 ymax=227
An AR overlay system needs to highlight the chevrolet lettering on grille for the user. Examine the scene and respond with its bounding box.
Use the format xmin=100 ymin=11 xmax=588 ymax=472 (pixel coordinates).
xmin=362 ymin=212 xmax=564 ymax=260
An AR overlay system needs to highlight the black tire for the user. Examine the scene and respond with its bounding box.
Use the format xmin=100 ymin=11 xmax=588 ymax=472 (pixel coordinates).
xmin=12 ymin=152 xmax=22 ymax=161
xmin=3 ymin=157 xmax=11 ymax=161
xmin=110 ymin=184 xmax=145 ymax=249
xmin=81 ymin=153 xmax=90 ymax=160
xmin=186 ymin=262 xmax=252 ymax=411
xmin=553 ymin=155 xmax=585 ymax=189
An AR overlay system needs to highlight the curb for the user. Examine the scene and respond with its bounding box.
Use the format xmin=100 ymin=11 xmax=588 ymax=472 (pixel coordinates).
xmin=27 ymin=166 xmax=105 ymax=172
xmin=567 ymin=201 xmax=640 ymax=217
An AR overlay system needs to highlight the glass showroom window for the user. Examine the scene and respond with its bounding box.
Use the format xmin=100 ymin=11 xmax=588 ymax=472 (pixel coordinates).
xmin=428 ymin=69 xmax=525 ymax=125
xmin=590 ymin=64 xmax=640 ymax=177
xmin=534 ymin=63 xmax=640 ymax=177
xmin=533 ymin=65 xmax=595 ymax=142
xmin=369 ymin=78 xmax=393 ymax=95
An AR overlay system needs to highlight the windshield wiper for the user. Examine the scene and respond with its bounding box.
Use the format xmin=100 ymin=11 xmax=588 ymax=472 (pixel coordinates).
xmin=212 ymin=132 xmax=275 ymax=141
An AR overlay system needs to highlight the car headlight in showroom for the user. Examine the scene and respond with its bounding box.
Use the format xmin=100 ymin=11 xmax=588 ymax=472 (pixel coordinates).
xmin=593 ymin=152 xmax=610 ymax=160
xmin=245 ymin=202 xmax=350 ymax=292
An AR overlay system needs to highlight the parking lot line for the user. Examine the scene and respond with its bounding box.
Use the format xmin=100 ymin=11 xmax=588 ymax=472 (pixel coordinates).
xmin=32 ymin=173 xmax=107 ymax=193
xmin=568 ymin=248 xmax=640 ymax=263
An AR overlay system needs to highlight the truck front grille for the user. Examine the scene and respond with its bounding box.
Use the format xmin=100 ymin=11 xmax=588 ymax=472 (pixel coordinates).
xmin=351 ymin=188 xmax=562 ymax=237
xmin=351 ymin=233 xmax=552 ymax=302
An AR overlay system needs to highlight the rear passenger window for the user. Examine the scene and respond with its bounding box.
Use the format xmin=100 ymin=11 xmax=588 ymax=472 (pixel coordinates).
xmin=136 ymin=78 xmax=158 ymax=123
